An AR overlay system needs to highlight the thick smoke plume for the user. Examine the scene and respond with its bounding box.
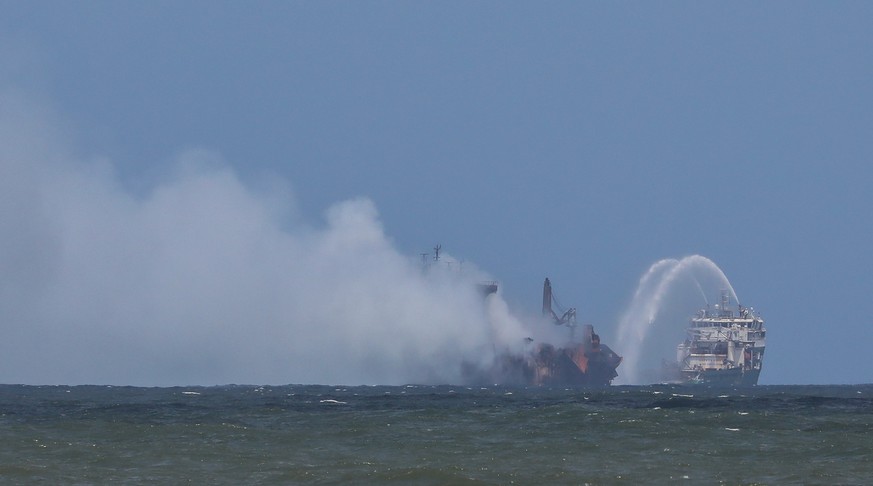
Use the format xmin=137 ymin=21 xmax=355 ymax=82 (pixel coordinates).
xmin=0 ymin=94 xmax=531 ymax=386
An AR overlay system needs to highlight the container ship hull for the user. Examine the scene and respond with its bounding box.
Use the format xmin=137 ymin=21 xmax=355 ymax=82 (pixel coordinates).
xmin=467 ymin=335 xmax=622 ymax=387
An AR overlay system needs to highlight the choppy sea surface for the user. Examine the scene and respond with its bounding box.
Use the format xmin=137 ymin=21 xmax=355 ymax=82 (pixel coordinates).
xmin=0 ymin=384 xmax=871 ymax=484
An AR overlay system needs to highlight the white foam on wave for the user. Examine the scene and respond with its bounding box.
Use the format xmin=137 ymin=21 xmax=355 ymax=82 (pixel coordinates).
xmin=319 ymin=399 xmax=347 ymax=405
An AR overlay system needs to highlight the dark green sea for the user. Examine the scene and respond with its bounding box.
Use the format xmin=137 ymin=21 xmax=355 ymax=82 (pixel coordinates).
xmin=0 ymin=384 xmax=870 ymax=484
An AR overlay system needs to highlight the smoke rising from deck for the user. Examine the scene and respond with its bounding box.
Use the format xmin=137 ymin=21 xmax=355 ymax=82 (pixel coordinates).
xmin=0 ymin=93 xmax=533 ymax=386
xmin=614 ymin=255 xmax=738 ymax=385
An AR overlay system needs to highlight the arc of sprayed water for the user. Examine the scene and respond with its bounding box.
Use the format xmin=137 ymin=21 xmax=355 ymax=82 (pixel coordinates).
xmin=696 ymin=256 xmax=739 ymax=305
xmin=615 ymin=255 xmax=738 ymax=384
xmin=626 ymin=259 xmax=680 ymax=310
xmin=692 ymin=279 xmax=708 ymax=305
xmin=614 ymin=258 xmax=680 ymax=384
xmin=616 ymin=258 xmax=679 ymax=344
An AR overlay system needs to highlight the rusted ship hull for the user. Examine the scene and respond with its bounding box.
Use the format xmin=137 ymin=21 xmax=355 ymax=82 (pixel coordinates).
xmin=464 ymin=340 xmax=622 ymax=387
xmin=527 ymin=341 xmax=622 ymax=386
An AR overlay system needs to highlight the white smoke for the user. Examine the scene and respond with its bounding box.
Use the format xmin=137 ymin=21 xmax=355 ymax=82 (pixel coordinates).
xmin=0 ymin=93 xmax=531 ymax=386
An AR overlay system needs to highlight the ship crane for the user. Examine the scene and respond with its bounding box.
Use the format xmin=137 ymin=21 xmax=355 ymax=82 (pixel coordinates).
xmin=542 ymin=278 xmax=577 ymax=329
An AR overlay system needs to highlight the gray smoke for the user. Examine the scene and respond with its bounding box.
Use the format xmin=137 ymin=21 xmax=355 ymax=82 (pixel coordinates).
xmin=0 ymin=93 xmax=530 ymax=386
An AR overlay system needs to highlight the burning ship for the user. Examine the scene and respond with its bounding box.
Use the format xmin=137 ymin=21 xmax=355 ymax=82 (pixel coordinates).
xmin=425 ymin=245 xmax=621 ymax=386
xmin=471 ymin=278 xmax=622 ymax=386
xmin=674 ymin=291 xmax=766 ymax=385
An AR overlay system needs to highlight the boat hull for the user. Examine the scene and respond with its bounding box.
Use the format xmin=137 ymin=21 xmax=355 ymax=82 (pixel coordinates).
xmin=681 ymin=367 xmax=761 ymax=386
xmin=464 ymin=342 xmax=622 ymax=387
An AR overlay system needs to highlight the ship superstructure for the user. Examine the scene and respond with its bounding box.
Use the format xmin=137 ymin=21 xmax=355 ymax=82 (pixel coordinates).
xmin=676 ymin=291 xmax=765 ymax=385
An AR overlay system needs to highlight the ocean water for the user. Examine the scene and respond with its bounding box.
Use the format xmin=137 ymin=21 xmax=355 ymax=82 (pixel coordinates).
xmin=0 ymin=384 xmax=870 ymax=484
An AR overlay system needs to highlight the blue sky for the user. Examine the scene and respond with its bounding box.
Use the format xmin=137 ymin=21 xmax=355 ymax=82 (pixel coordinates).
xmin=1 ymin=2 xmax=871 ymax=385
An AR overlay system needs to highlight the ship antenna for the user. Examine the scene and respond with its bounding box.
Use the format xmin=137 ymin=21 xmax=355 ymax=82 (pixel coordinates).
xmin=433 ymin=244 xmax=441 ymax=262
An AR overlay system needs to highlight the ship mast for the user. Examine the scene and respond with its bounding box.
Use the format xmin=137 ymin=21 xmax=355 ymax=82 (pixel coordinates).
xmin=719 ymin=289 xmax=732 ymax=317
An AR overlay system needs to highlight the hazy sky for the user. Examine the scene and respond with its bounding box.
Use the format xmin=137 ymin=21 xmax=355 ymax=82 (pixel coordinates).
xmin=1 ymin=2 xmax=871 ymax=385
